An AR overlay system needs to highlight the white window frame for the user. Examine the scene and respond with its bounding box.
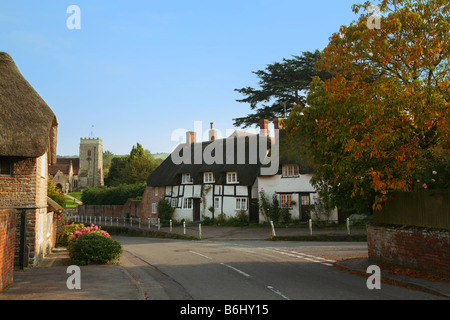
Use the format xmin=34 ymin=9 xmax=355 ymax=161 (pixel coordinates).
xmin=282 ymin=164 xmax=299 ymax=178
xmin=183 ymin=198 xmax=193 ymax=209
xmin=171 ymin=198 xmax=178 ymax=208
xmin=155 ymin=186 xmax=159 ymax=196
xmin=280 ymin=194 xmax=293 ymax=208
xmin=227 ymin=172 xmax=238 ymax=184
xmin=214 ymin=197 xmax=220 ymax=210
xmin=203 ymin=172 xmax=215 ymax=183
xmin=301 ymin=195 xmax=310 ymax=206
xmin=235 ymin=197 xmax=247 ymax=210
xmin=152 ymin=202 xmax=157 ymax=214
xmin=182 ymin=173 xmax=193 ymax=184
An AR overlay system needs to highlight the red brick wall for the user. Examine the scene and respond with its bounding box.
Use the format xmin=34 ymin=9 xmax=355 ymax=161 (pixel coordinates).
xmin=367 ymin=224 xmax=450 ymax=277
xmin=141 ymin=186 xmax=166 ymax=219
xmin=0 ymin=210 xmax=16 ymax=291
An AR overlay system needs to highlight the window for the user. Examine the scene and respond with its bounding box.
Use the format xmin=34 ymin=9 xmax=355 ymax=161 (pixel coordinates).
xmin=282 ymin=164 xmax=299 ymax=177
xmin=236 ymin=198 xmax=247 ymax=210
xmin=214 ymin=197 xmax=220 ymax=210
xmin=301 ymin=195 xmax=310 ymax=205
xmin=40 ymin=153 xmax=47 ymax=178
xmin=152 ymin=202 xmax=157 ymax=214
xmin=171 ymin=198 xmax=178 ymax=208
xmin=227 ymin=172 xmax=238 ymax=184
xmin=280 ymin=194 xmax=293 ymax=208
xmin=0 ymin=158 xmax=13 ymax=175
xmin=46 ymin=213 xmax=52 ymax=237
xmin=155 ymin=186 xmax=159 ymax=196
xmin=183 ymin=198 xmax=193 ymax=209
xmin=182 ymin=173 xmax=193 ymax=184
xmin=204 ymin=172 xmax=215 ymax=183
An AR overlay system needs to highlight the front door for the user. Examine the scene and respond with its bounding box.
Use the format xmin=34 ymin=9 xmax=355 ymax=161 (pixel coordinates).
xmin=193 ymin=198 xmax=201 ymax=222
xmin=249 ymin=199 xmax=259 ymax=223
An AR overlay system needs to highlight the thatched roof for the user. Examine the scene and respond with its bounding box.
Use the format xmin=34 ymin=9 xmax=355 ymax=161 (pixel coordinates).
xmin=147 ymin=130 xmax=314 ymax=187
xmin=0 ymin=52 xmax=58 ymax=163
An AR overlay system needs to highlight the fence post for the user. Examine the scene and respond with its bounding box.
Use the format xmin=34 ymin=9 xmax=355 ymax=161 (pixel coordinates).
xmin=183 ymin=221 xmax=186 ymax=235
xmin=139 ymin=218 xmax=141 ymax=229
xmin=170 ymin=219 xmax=172 ymax=233
xmin=148 ymin=218 xmax=151 ymax=229
xmin=309 ymin=219 xmax=313 ymax=236
xmin=270 ymin=221 xmax=276 ymax=237
xmin=199 ymin=224 xmax=202 ymax=239
xmin=158 ymin=218 xmax=161 ymax=230
xmin=347 ymin=218 xmax=350 ymax=235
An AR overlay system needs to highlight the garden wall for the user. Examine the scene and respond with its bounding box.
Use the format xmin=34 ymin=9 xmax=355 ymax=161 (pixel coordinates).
xmin=367 ymin=224 xmax=450 ymax=277
xmin=368 ymin=189 xmax=450 ymax=277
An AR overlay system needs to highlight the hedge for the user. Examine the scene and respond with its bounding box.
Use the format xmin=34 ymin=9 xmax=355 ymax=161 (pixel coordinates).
xmin=81 ymin=183 xmax=146 ymax=205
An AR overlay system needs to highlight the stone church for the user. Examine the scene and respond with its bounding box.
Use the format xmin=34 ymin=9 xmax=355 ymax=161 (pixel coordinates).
xmin=49 ymin=138 xmax=104 ymax=193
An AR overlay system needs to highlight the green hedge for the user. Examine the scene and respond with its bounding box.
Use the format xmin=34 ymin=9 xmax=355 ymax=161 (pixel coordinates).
xmin=81 ymin=183 xmax=146 ymax=205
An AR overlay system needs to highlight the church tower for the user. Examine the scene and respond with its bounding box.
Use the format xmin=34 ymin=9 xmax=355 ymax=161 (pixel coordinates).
xmin=79 ymin=138 xmax=104 ymax=189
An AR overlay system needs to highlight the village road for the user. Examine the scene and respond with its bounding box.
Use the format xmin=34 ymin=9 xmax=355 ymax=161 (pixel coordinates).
xmin=116 ymin=237 xmax=444 ymax=301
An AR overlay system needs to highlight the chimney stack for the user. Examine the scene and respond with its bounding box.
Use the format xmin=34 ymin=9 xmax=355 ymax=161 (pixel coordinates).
xmin=186 ymin=131 xmax=196 ymax=145
xmin=260 ymin=119 xmax=269 ymax=136
xmin=273 ymin=118 xmax=284 ymax=130
xmin=209 ymin=122 xmax=217 ymax=141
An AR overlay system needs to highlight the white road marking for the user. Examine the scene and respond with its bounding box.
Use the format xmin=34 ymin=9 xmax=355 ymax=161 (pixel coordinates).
xmin=220 ymin=263 xmax=251 ymax=278
xmin=267 ymin=286 xmax=291 ymax=300
xmin=189 ymin=250 xmax=213 ymax=260
xmin=264 ymin=248 xmax=336 ymax=267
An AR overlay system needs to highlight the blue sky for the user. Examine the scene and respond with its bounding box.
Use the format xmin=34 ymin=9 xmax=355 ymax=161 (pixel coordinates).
xmin=0 ymin=0 xmax=360 ymax=156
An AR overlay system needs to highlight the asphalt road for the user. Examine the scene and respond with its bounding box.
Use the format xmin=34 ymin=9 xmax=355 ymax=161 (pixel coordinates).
xmin=116 ymin=236 xmax=444 ymax=301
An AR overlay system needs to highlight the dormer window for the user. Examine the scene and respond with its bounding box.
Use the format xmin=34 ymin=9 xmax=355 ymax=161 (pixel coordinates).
xmin=282 ymin=164 xmax=299 ymax=177
xmin=182 ymin=173 xmax=193 ymax=184
xmin=204 ymin=172 xmax=215 ymax=183
xmin=227 ymin=172 xmax=238 ymax=184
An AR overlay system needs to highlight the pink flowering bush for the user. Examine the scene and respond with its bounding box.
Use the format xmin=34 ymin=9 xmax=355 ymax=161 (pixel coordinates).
xmin=66 ymin=224 xmax=111 ymax=253
xmin=64 ymin=223 xmax=122 ymax=265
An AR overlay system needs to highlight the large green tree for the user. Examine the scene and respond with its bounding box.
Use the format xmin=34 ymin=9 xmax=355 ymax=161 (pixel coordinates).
xmin=284 ymin=0 xmax=449 ymax=213
xmin=233 ymin=50 xmax=330 ymax=128
xmin=105 ymin=143 xmax=160 ymax=186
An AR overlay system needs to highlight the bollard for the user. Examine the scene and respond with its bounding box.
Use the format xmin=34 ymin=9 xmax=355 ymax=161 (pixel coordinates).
xmin=199 ymin=224 xmax=202 ymax=239
xmin=309 ymin=219 xmax=313 ymax=236
xmin=347 ymin=218 xmax=350 ymax=235
xmin=183 ymin=221 xmax=186 ymax=235
xmin=270 ymin=221 xmax=276 ymax=237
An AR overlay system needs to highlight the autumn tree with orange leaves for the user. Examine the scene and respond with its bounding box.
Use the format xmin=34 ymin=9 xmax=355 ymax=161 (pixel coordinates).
xmin=284 ymin=0 xmax=449 ymax=213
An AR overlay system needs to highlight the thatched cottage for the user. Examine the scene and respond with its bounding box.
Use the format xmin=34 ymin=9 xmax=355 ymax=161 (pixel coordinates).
xmin=0 ymin=52 xmax=58 ymax=290
xmin=146 ymin=120 xmax=338 ymax=224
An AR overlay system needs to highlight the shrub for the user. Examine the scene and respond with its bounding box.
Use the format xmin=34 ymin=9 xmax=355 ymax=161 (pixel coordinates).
xmin=69 ymin=232 xmax=123 ymax=266
xmin=57 ymin=220 xmax=84 ymax=247
xmin=66 ymin=224 xmax=111 ymax=253
xmin=158 ymin=199 xmax=175 ymax=222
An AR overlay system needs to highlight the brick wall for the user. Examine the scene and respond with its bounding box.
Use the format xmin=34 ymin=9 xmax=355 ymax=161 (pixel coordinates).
xmin=0 ymin=209 xmax=16 ymax=291
xmin=367 ymin=224 xmax=450 ymax=277
xmin=141 ymin=186 xmax=166 ymax=219
xmin=77 ymin=186 xmax=166 ymax=221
